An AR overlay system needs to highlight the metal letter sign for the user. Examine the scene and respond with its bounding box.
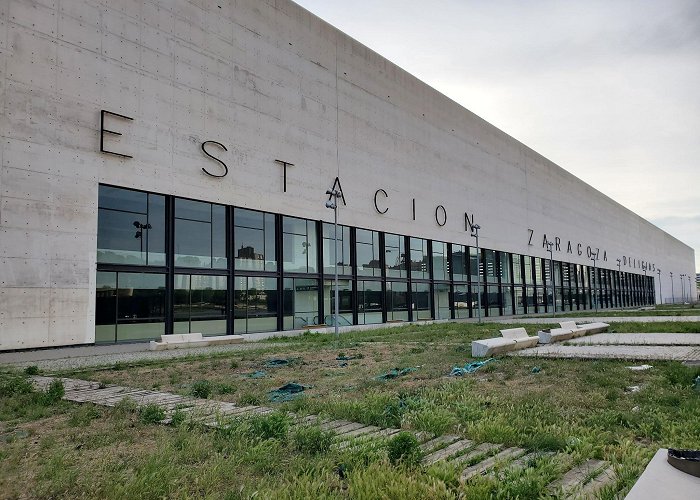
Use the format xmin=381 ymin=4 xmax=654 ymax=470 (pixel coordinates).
xmin=201 ymin=141 xmax=229 ymax=177
xmin=100 ymin=110 xmax=133 ymax=158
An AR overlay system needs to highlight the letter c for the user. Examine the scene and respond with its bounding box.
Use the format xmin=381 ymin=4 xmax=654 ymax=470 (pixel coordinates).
xmin=374 ymin=189 xmax=388 ymax=214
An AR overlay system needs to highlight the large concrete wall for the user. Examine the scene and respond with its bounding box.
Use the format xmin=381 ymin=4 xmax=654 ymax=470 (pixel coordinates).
xmin=0 ymin=0 xmax=695 ymax=350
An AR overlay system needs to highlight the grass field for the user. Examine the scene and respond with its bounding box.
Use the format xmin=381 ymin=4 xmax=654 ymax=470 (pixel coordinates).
xmin=2 ymin=319 xmax=700 ymax=499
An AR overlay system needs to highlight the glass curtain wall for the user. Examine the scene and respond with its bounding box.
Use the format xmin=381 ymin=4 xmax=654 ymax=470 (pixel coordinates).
xmin=97 ymin=185 xmax=654 ymax=342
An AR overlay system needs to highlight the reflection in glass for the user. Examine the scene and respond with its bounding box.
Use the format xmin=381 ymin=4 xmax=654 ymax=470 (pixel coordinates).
xmin=283 ymin=217 xmax=317 ymax=273
xmin=409 ymin=238 xmax=430 ymax=280
xmin=500 ymin=252 xmax=511 ymax=284
xmin=470 ymin=247 xmax=480 ymax=282
xmin=356 ymin=229 xmax=381 ymax=277
xmin=97 ymin=186 xmax=165 ymax=265
xmin=472 ymin=284 xmax=486 ymax=318
xmin=174 ymin=198 xmax=227 ymax=269
xmin=95 ymin=271 xmax=117 ymax=343
xmin=523 ymin=257 xmax=533 ymax=285
xmin=116 ymin=273 xmax=166 ymax=341
xmin=513 ymin=255 xmax=523 ymax=285
xmin=484 ymin=249 xmax=498 ymax=284
xmin=451 ymin=245 xmax=468 ymax=281
xmin=515 ymin=287 xmax=525 ymax=315
xmin=283 ymin=278 xmax=320 ymax=330
xmin=454 ymin=284 xmax=470 ymax=319
xmin=502 ymin=286 xmax=514 ymax=316
xmin=234 ymin=208 xmax=277 ymax=272
xmin=174 ymin=274 xmax=227 ymax=336
xmin=487 ymin=285 xmax=500 ymax=316
xmin=322 ymin=224 xmax=352 ymax=275
xmin=385 ymin=234 xmax=406 ymax=279
xmin=234 ymin=276 xmax=278 ymax=333
xmin=432 ymin=242 xmax=448 ymax=281
xmin=323 ymin=279 xmax=353 ymax=326
xmin=386 ymin=281 xmax=408 ymax=321
xmin=358 ymin=280 xmax=382 ymax=325
xmin=412 ymin=282 xmax=431 ymax=320
xmin=434 ymin=283 xmax=451 ymax=319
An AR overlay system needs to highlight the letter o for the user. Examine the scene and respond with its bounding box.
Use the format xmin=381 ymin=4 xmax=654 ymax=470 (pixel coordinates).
xmin=374 ymin=189 xmax=389 ymax=214
xmin=586 ymin=246 xmax=592 ymax=258
xmin=435 ymin=205 xmax=447 ymax=226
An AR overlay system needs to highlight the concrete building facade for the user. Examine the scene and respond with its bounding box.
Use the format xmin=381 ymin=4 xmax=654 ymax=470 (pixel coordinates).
xmin=0 ymin=0 xmax=695 ymax=351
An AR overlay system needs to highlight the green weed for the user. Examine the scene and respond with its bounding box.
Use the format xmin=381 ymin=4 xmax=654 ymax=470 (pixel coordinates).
xmin=387 ymin=432 xmax=423 ymax=467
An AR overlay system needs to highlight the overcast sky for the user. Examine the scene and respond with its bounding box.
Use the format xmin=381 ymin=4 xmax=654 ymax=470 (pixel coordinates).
xmin=294 ymin=0 xmax=700 ymax=272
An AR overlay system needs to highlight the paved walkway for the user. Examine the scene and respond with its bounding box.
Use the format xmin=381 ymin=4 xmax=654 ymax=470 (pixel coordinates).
xmin=495 ymin=316 xmax=700 ymax=324
xmin=515 ymin=345 xmax=700 ymax=361
xmin=0 ymin=342 xmax=277 ymax=371
xmin=567 ymin=333 xmax=700 ymax=345
xmin=29 ymin=375 xmax=619 ymax=497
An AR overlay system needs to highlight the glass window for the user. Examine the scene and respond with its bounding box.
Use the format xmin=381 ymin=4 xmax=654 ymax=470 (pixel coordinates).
xmin=499 ymin=252 xmax=512 ymax=284
xmin=469 ymin=247 xmax=480 ymax=282
xmin=432 ymin=242 xmax=449 ymax=281
xmin=515 ymin=287 xmax=525 ymax=315
xmin=536 ymin=287 xmax=546 ymax=312
xmin=323 ymin=224 xmax=352 ymax=276
xmin=174 ymin=274 xmax=227 ymax=336
xmin=95 ymin=271 xmax=117 ymax=343
xmin=412 ymin=282 xmax=432 ymax=320
xmin=97 ymin=185 xmax=165 ymax=266
xmin=484 ymin=249 xmax=497 ymax=284
xmin=234 ymin=276 xmax=278 ymax=334
xmin=525 ymin=286 xmax=536 ymax=311
xmin=535 ymin=258 xmax=544 ymax=286
xmin=513 ymin=255 xmax=523 ymax=285
xmin=283 ymin=278 xmax=320 ymax=330
xmin=554 ymin=261 xmax=562 ymax=287
xmin=471 ymin=284 xmax=486 ymax=318
xmin=283 ymin=217 xmax=317 ymax=273
xmin=385 ymin=233 xmax=406 ymax=279
xmin=409 ymin=237 xmax=430 ymax=280
xmin=523 ymin=257 xmax=533 ymax=285
xmin=115 ymin=273 xmax=166 ymax=342
xmin=451 ymin=245 xmax=468 ymax=281
xmin=502 ymin=285 xmax=513 ymax=316
xmin=234 ymin=208 xmax=277 ymax=272
xmin=323 ymin=279 xmax=353 ymax=326
xmin=434 ymin=283 xmax=451 ymax=320
xmin=487 ymin=284 xmax=500 ymax=316
xmin=358 ymin=280 xmax=383 ymax=325
xmin=386 ymin=281 xmax=408 ymax=321
xmin=453 ymin=284 xmax=470 ymax=319
xmin=356 ymin=229 xmax=381 ymax=277
xmin=174 ymin=198 xmax=227 ymax=269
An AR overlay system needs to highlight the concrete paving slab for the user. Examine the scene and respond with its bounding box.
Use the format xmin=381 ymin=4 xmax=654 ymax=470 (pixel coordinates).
xmin=626 ymin=449 xmax=700 ymax=499
xmin=514 ymin=345 xmax=700 ymax=361
xmin=567 ymin=333 xmax=700 ymax=345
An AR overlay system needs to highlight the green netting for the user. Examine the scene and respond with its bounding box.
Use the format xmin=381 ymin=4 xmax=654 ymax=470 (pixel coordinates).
xmin=374 ymin=367 xmax=418 ymax=381
xmin=450 ymin=358 xmax=495 ymax=376
xmin=268 ymin=382 xmax=310 ymax=403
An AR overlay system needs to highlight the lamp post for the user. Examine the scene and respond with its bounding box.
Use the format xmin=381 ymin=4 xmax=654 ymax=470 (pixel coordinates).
xmin=546 ymin=241 xmax=555 ymax=315
xmin=670 ymin=271 xmax=674 ymax=304
xmin=591 ymin=254 xmax=598 ymax=314
xmin=657 ymin=268 xmax=662 ymax=305
xmin=470 ymin=224 xmax=482 ymax=323
xmin=680 ymin=274 xmax=686 ymax=303
xmin=325 ymin=188 xmax=342 ymax=338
